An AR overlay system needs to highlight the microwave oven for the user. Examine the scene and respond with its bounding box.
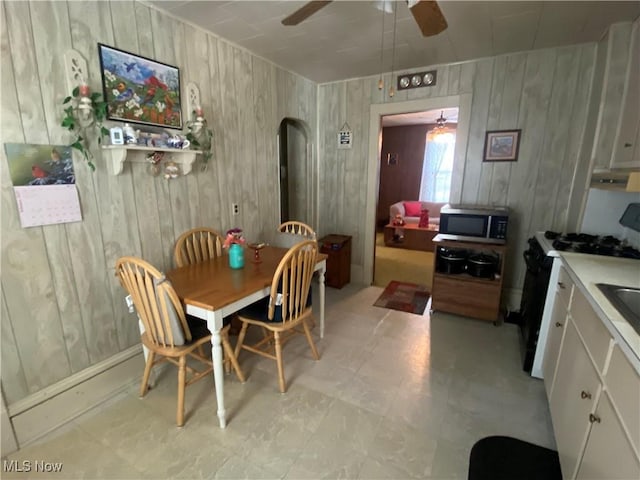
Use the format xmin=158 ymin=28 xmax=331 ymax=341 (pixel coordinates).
xmin=439 ymin=204 xmax=509 ymax=244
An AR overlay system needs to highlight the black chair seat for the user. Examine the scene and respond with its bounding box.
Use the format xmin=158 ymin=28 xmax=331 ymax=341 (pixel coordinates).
xmin=186 ymin=315 xmax=231 ymax=341
xmin=468 ymin=436 xmax=562 ymax=480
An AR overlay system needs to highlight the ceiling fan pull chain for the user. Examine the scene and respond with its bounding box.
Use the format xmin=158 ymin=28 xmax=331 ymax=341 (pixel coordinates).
xmin=389 ymin=0 xmax=398 ymax=98
xmin=378 ymin=2 xmax=385 ymax=90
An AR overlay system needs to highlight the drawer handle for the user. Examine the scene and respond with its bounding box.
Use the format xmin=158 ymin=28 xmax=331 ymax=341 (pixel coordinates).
xmin=558 ymin=282 xmax=566 ymax=289
xmin=589 ymin=413 xmax=601 ymax=424
xmin=580 ymin=390 xmax=591 ymax=400
xmin=555 ymin=321 xmax=563 ymax=328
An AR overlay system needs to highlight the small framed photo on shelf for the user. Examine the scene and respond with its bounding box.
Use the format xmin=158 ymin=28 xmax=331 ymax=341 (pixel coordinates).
xmin=387 ymin=153 xmax=398 ymax=166
xmin=483 ymin=129 xmax=521 ymax=162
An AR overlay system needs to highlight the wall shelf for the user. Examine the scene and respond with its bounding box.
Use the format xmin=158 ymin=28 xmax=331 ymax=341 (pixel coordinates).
xmin=101 ymin=145 xmax=203 ymax=175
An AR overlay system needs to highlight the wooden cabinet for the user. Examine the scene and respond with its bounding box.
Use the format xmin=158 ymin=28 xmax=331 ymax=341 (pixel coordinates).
xmin=545 ymin=278 xmax=640 ymax=480
xmin=542 ymin=293 xmax=569 ymax=398
xmin=611 ymin=20 xmax=640 ymax=169
xmin=591 ymin=22 xmax=634 ymax=170
xmin=543 ymin=264 xmax=575 ymax=396
xmin=319 ymin=235 xmax=351 ymax=289
xmin=549 ymin=319 xmax=602 ymax=480
xmin=430 ymin=238 xmax=506 ymax=322
xmin=576 ymin=392 xmax=640 ymax=480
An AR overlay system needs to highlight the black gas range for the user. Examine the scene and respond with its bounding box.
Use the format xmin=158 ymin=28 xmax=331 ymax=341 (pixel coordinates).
xmin=544 ymin=231 xmax=640 ymax=259
xmin=518 ymin=231 xmax=639 ymax=375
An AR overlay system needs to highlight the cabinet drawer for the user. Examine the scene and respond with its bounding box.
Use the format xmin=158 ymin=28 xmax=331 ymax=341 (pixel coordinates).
xmin=556 ymin=266 xmax=574 ymax=309
xmin=431 ymin=275 xmax=501 ymax=321
xmin=570 ymin=290 xmax=612 ymax=372
xmin=605 ymin=345 xmax=640 ymax=455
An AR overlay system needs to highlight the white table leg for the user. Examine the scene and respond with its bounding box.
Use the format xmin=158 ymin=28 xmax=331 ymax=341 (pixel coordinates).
xmin=319 ymin=260 xmax=326 ymax=339
xmin=206 ymin=310 xmax=226 ymax=428
xmin=138 ymin=318 xmax=149 ymax=362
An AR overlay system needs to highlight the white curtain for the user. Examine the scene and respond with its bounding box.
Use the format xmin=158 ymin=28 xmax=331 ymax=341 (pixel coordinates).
xmin=419 ymin=132 xmax=455 ymax=202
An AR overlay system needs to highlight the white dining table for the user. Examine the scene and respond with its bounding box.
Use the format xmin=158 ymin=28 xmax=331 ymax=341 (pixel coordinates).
xmin=165 ymin=246 xmax=327 ymax=428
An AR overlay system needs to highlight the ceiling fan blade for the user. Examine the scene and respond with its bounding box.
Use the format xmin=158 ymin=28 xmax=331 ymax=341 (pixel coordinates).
xmin=282 ymin=1 xmax=333 ymax=26
xmin=409 ymin=0 xmax=448 ymax=37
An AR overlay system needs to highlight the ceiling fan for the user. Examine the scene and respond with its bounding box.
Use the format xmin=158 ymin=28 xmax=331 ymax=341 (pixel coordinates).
xmin=281 ymin=0 xmax=448 ymax=37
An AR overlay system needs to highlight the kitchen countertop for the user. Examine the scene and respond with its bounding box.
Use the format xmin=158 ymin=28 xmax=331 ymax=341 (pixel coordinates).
xmin=561 ymin=252 xmax=640 ymax=370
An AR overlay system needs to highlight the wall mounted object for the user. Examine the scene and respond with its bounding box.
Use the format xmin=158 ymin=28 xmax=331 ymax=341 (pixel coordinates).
xmin=62 ymin=49 xmax=109 ymax=170
xmin=483 ymin=129 xmax=521 ymax=162
xmin=98 ymin=43 xmax=182 ymax=129
xmin=183 ymin=82 xmax=212 ymax=168
xmin=397 ymin=70 xmax=437 ymax=91
xmin=338 ymin=122 xmax=352 ymax=149
xmin=101 ymin=145 xmax=201 ymax=176
xmin=4 ymin=143 xmax=82 ymax=228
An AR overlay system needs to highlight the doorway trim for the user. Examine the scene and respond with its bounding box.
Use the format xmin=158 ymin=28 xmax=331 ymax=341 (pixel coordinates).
xmin=364 ymin=94 xmax=473 ymax=285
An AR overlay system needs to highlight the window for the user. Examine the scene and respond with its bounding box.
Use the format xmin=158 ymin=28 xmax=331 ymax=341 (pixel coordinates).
xmin=419 ymin=131 xmax=455 ymax=203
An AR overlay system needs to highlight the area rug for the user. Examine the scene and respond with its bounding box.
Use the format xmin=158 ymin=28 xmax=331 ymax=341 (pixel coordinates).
xmin=373 ymin=281 xmax=430 ymax=315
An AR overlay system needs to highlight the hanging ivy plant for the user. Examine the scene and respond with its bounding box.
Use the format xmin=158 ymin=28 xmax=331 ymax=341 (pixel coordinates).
xmin=185 ymin=114 xmax=213 ymax=169
xmin=60 ymin=86 xmax=110 ymax=171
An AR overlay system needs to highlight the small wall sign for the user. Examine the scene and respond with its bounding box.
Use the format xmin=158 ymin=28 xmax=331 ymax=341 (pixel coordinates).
xmin=338 ymin=122 xmax=352 ymax=149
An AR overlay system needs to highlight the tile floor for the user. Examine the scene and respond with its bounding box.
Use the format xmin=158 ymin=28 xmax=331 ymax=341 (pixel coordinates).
xmin=3 ymin=284 xmax=555 ymax=479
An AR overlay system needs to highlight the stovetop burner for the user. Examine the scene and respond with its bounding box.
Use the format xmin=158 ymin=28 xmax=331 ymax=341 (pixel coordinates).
xmin=548 ymin=232 xmax=640 ymax=259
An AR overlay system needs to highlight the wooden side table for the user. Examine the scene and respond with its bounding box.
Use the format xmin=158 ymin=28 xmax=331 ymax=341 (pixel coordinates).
xmin=319 ymin=235 xmax=351 ymax=288
xmin=383 ymin=223 xmax=439 ymax=252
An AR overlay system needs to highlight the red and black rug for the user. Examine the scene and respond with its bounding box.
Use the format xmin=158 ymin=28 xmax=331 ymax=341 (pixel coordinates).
xmin=373 ymin=281 xmax=430 ymax=315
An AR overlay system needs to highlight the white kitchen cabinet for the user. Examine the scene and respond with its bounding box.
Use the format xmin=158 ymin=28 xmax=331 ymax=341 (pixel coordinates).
xmin=605 ymin=345 xmax=640 ymax=454
xmin=611 ymin=20 xmax=640 ymax=169
xmin=576 ymin=392 xmax=640 ymax=480
xmin=542 ymin=293 xmax=568 ymax=399
xmin=543 ymin=264 xmax=573 ymax=398
xmin=545 ymin=261 xmax=640 ymax=480
xmin=591 ymin=22 xmax=634 ymax=171
xmin=549 ymin=318 xmax=601 ymax=480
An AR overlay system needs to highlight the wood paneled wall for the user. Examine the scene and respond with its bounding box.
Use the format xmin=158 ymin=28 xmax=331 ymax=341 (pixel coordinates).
xmin=0 ymin=1 xmax=316 ymax=406
xmin=317 ymin=43 xmax=596 ymax=299
xmin=377 ymin=125 xmax=430 ymax=225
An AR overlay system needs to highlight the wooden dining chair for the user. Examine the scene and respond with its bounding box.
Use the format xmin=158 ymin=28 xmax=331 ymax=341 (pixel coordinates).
xmin=115 ymin=256 xmax=245 ymax=426
xmin=174 ymin=227 xmax=224 ymax=267
xmin=234 ymin=240 xmax=320 ymax=393
xmin=277 ymin=221 xmax=316 ymax=239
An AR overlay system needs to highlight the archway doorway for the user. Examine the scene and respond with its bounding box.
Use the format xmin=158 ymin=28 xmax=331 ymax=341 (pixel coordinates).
xmin=278 ymin=118 xmax=314 ymax=226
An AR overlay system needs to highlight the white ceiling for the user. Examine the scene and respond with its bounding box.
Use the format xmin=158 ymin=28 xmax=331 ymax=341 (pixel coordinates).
xmin=148 ymin=1 xmax=640 ymax=83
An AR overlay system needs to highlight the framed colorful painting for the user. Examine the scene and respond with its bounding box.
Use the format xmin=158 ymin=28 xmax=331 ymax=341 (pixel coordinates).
xmin=98 ymin=43 xmax=182 ymax=129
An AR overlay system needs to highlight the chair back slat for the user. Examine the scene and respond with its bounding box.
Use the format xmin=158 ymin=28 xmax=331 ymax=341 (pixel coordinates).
xmin=268 ymin=240 xmax=317 ymax=324
xmin=174 ymin=228 xmax=224 ymax=267
xmin=277 ymin=221 xmax=316 ymax=239
xmin=115 ymin=256 xmax=191 ymax=348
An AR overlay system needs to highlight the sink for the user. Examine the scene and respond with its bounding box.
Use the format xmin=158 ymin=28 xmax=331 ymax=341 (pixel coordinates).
xmin=596 ymin=283 xmax=640 ymax=336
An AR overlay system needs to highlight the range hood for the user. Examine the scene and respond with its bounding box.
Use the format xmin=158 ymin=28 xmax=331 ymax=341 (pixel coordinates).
xmin=590 ymin=169 xmax=640 ymax=192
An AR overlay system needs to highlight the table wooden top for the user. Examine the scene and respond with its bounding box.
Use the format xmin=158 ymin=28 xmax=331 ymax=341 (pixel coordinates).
xmin=384 ymin=223 xmax=439 ymax=232
xmin=166 ymin=246 xmax=327 ymax=311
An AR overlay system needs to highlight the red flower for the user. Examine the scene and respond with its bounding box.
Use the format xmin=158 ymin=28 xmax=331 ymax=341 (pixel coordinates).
xmin=223 ymin=228 xmax=245 ymax=248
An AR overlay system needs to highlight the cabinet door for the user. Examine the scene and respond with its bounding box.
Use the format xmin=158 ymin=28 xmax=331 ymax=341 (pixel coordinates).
xmin=611 ymin=20 xmax=640 ymax=169
xmin=591 ymin=23 xmax=633 ymax=170
xmin=550 ymin=319 xmax=601 ymax=480
xmin=543 ymin=294 xmax=568 ymax=400
xmin=576 ymin=392 xmax=640 ymax=480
